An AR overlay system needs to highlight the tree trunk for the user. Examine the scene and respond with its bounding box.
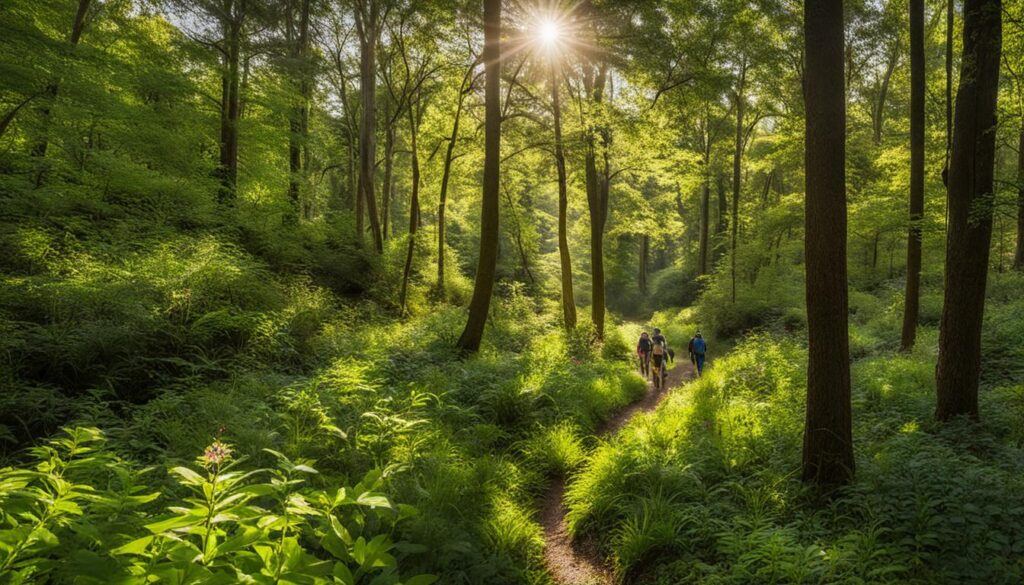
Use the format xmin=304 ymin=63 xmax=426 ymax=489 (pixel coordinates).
xmin=871 ymin=47 xmax=899 ymax=146
xmin=382 ymin=121 xmax=395 ymax=241
xmin=503 ymin=182 xmax=536 ymax=284
xmin=901 ymin=0 xmax=925 ymax=351
xmin=437 ymin=62 xmax=475 ymax=293
xmin=399 ymin=102 xmax=421 ymax=313
xmin=285 ymin=0 xmax=307 ymax=220
xmin=288 ymin=109 xmax=302 ymax=216
xmin=336 ymin=73 xmax=358 ymax=213
xmin=731 ymin=68 xmax=746 ymax=304
xmin=872 ymin=231 xmax=880 ymax=270
xmin=639 ymin=234 xmax=649 ymax=293
xmin=31 ymin=0 xmax=91 ymax=163
xmin=584 ymin=61 xmax=609 ymax=340
xmin=0 ymin=93 xmax=40 ymax=140
xmin=1015 ymin=127 xmax=1024 ymax=270
xmin=456 ymin=0 xmax=501 ymax=353
xmin=936 ymin=0 xmax=1001 ymax=421
xmin=218 ymin=10 xmax=242 ymax=202
xmin=698 ymin=147 xmax=711 ymax=276
xmin=802 ymin=0 xmax=854 ymax=488
xmin=355 ymin=2 xmax=384 ymax=251
xmin=552 ymin=58 xmax=577 ymax=329
xmin=944 ymin=0 xmax=954 ymax=195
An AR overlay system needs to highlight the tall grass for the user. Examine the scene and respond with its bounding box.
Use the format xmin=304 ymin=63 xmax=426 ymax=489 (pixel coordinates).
xmin=565 ymin=311 xmax=1024 ymax=583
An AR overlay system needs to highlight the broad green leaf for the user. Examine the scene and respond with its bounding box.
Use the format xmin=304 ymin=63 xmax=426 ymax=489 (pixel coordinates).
xmin=113 ymin=535 xmax=154 ymax=556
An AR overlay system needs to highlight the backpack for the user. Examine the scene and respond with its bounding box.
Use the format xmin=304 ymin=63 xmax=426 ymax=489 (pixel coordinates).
xmin=693 ymin=337 xmax=706 ymax=355
xmin=652 ymin=342 xmax=665 ymax=356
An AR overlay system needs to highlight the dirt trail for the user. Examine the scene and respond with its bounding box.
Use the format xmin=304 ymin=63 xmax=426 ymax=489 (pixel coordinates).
xmin=540 ymin=360 xmax=695 ymax=585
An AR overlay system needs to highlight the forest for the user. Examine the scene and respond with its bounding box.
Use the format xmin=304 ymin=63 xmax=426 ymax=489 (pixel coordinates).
xmin=1 ymin=0 xmax=1024 ymax=583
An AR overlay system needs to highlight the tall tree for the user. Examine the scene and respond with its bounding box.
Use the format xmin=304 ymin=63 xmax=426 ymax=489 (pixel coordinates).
xmin=217 ymin=0 xmax=248 ymax=202
xmin=399 ymin=92 xmax=422 ymax=313
xmin=870 ymin=46 xmax=900 ymax=146
xmin=583 ymin=59 xmax=610 ymax=339
xmin=944 ymin=0 xmax=954 ymax=193
xmin=696 ymin=108 xmax=723 ymax=277
xmin=456 ymin=0 xmax=501 ymax=353
xmin=285 ymin=0 xmax=312 ymax=220
xmin=1009 ymin=5 xmax=1024 ymax=271
xmin=31 ymin=0 xmax=92 ymax=166
xmin=437 ymin=59 xmax=478 ymax=293
xmin=730 ymin=55 xmax=748 ymax=303
xmin=354 ymin=0 xmax=386 ymax=251
xmin=901 ymin=0 xmax=925 ymax=351
xmin=802 ymin=0 xmax=854 ymax=487
xmin=935 ymin=0 xmax=1002 ymax=421
xmin=1017 ymin=129 xmax=1024 ymax=270
xmin=551 ymin=50 xmax=577 ymax=329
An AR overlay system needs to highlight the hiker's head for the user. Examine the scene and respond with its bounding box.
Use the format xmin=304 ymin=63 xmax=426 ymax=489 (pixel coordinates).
xmin=653 ymin=328 xmax=661 ymax=335
xmin=696 ymin=331 xmax=702 ymax=338
xmin=640 ymin=332 xmax=649 ymax=338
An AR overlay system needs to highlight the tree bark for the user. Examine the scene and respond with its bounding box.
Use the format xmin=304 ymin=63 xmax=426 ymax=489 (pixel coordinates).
xmin=456 ymin=0 xmax=501 ymax=353
xmin=1016 ymin=127 xmax=1024 ymax=270
xmin=698 ymin=136 xmax=712 ymax=276
xmin=399 ymin=100 xmax=421 ymax=313
xmin=286 ymin=0 xmax=310 ymax=220
xmin=31 ymin=0 xmax=91 ymax=164
xmin=584 ymin=61 xmax=609 ymax=339
xmin=355 ymin=1 xmax=384 ymax=251
xmin=936 ymin=0 xmax=1001 ymax=421
xmin=871 ymin=47 xmax=899 ymax=146
xmin=0 ymin=93 xmax=40 ymax=140
xmin=639 ymin=234 xmax=649 ymax=293
xmin=901 ymin=0 xmax=925 ymax=351
xmin=503 ymin=182 xmax=536 ymax=284
xmin=382 ymin=121 xmax=395 ymax=240
xmin=437 ymin=61 xmax=475 ymax=293
xmin=698 ymin=180 xmax=710 ymax=276
xmin=802 ymin=0 xmax=854 ymax=487
xmin=944 ymin=0 xmax=954 ymax=195
xmin=336 ymin=71 xmax=359 ymax=213
xmin=552 ymin=57 xmax=577 ymax=329
xmin=217 ymin=9 xmax=242 ymax=202
xmin=731 ymin=63 xmax=746 ymax=304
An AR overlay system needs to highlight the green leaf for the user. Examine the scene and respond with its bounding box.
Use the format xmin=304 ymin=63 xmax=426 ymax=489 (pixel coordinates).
xmin=145 ymin=511 xmax=204 ymax=534
xmin=113 ymin=535 xmax=155 ymax=556
xmin=333 ymin=562 xmax=355 ymax=585
xmin=403 ymin=576 xmax=439 ymax=585
xmin=355 ymin=492 xmax=391 ymax=510
xmin=170 ymin=466 xmax=206 ymax=486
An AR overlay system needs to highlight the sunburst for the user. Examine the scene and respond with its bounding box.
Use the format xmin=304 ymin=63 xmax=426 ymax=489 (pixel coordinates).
xmin=504 ymin=0 xmax=600 ymax=62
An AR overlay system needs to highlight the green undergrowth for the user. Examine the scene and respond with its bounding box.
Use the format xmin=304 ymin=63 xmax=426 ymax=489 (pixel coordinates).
xmin=565 ymin=278 xmax=1024 ymax=584
xmin=0 ymin=225 xmax=648 ymax=584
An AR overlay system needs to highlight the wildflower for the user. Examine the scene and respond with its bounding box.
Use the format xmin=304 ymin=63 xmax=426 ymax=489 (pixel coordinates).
xmin=201 ymin=439 xmax=233 ymax=469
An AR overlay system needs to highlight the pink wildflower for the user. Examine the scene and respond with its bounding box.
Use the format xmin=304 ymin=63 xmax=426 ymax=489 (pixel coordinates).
xmin=202 ymin=440 xmax=233 ymax=468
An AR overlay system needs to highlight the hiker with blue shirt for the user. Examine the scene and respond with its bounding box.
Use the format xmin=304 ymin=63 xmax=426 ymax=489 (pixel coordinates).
xmin=688 ymin=331 xmax=708 ymax=376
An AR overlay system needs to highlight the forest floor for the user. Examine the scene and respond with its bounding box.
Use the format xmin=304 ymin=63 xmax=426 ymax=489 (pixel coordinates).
xmin=541 ymin=358 xmax=696 ymax=585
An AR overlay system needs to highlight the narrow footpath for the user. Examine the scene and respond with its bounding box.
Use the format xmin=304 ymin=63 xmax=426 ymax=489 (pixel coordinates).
xmin=540 ymin=360 xmax=696 ymax=585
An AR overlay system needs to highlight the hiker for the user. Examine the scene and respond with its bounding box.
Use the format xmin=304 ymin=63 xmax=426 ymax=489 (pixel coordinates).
xmin=636 ymin=331 xmax=652 ymax=377
xmin=688 ymin=331 xmax=708 ymax=376
xmin=652 ymin=328 xmax=671 ymax=362
xmin=651 ymin=335 xmax=668 ymax=387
